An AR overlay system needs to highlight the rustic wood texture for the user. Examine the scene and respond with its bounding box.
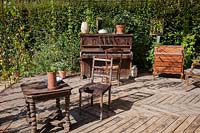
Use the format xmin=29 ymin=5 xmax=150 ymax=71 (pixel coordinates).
xmin=20 ymin=81 xmax=71 ymax=133
xmin=0 ymin=73 xmax=200 ymax=132
xmin=184 ymin=60 xmax=200 ymax=91
xmin=153 ymin=45 xmax=184 ymax=78
xmin=80 ymin=34 xmax=133 ymax=79
xmin=79 ymin=57 xmax=113 ymax=120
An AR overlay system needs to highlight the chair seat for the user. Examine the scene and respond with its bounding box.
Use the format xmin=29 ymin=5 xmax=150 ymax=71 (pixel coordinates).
xmin=79 ymin=82 xmax=111 ymax=96
xmin=185 ymin=68 xmax=200 ymax=75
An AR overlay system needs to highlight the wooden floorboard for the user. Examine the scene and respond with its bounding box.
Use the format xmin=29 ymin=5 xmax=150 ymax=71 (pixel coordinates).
xmin=112 ymin=116 xmax=142 ymax=133
xmin=162 ymin=115 xmax=189 ymax=133
xmin=122 ymin=116 xmax=152 ymax=133
xmin=184 ymin=115 xmax=200 ymax=133
xmin=142 ymin=116 xmax=170 ymax=133
xmin=0 ymin=74 xmax=200 ymax=133
xmin=131 ymin=116 xmax=161 ymax=133
xmin=195 ymin=126 xmax=200 ymax=133
xmin=173 ymin=115 xmax=197 ymax=133
xmin=151 ymin=115 xmax=177 ymax=133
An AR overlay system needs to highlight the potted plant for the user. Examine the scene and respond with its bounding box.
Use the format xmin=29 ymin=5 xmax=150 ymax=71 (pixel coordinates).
xmin=113 ymin=13 xmax=127 ymax=34
xmin=57 ymin=61 xmax=69 ymax=79
xmin=33 ymin=38 xmax=61 ymax=90
xmin=56 ymin=34 xmax=71 ymax=79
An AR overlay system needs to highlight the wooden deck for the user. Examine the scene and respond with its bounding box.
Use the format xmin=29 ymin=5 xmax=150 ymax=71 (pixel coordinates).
xmin=0 ymin=73 xmax=200 ymax=133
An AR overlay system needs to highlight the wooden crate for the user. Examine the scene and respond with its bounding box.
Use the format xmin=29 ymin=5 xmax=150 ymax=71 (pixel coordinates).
xmin=153 ymin=45 xmax=184 ymax=78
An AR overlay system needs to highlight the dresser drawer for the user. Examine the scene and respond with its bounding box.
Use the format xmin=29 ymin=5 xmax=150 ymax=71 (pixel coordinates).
xmin=154 ymin=55 xmax=183 ymax=63
xmin=154 ymin=66 xmax=182 ymax=73
xmin=154 ymin=61 xmax=182 ymax=67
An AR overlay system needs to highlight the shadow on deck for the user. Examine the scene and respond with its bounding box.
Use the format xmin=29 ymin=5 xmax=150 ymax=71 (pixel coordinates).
xmin=0 ymin=73 xmax=200 ymax=132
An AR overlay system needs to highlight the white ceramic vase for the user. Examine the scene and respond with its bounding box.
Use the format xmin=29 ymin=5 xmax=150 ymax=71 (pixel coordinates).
xmin=81 ymin=22 xmax=89 ymax=33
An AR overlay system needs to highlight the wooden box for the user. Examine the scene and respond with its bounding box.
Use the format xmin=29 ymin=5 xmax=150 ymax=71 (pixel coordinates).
xmin=153 ymin=45 xmax=184 ymax=78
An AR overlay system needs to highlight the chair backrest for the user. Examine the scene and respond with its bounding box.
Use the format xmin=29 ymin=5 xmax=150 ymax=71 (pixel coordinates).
xmin=91 ymin=56 xmax=113 ymax=85
xmin=191 ymin=60 xmax=200 ymax=75
xmin=105 ymin=48 xmax=123 ymax=66
xmin=192 ymin=60 xmax=200 ymax=68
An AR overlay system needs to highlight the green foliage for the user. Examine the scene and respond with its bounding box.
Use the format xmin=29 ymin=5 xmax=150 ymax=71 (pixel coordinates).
xmin=33 ymin=39 xmax=59 ymax=72
xmin=150 ymin=19 xmax=163 ymax=35
xmin=98 ymin=18 xmax=114 ymax=33
xmin=56 ymin=33 xmax=71 ymax=71
xmin=146 ymin=41 xmax=162 ymax=70
xmin=84 ymin=5 xmax=96 ymax=33
xmin=0 ymin=0 xmax=200 ymax=80
xmin=181 ymin=34 xmax=196 ymax=68
xmin=113 ymin=13 xmax=126 ymax=25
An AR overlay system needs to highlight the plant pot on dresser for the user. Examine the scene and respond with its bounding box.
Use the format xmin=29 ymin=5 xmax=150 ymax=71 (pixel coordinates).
xmin=153 ymin=45 xmax=184 ymax=78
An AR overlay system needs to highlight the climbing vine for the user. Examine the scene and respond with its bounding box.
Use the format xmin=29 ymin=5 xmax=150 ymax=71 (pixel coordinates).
xmin=0 ymin=0 xmax=199 ymax=81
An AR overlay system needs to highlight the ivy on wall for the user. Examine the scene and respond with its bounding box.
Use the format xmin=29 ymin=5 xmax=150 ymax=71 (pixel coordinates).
xmin=0 ymin=0 xmax=200 ymax=81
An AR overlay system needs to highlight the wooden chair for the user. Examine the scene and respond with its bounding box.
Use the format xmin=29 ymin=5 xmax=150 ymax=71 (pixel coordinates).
xmin=184 ymin=60 xmax=200 ymax=90
xmin=79 ymin=56 xmax=113 ymax=120
xmin=105 ymin=48 xmax=123 ymax=86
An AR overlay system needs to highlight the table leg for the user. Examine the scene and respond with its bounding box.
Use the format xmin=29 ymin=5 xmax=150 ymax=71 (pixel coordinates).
xmin=64 ymin=96 xmax=70 ymax=132
xmin=56 ymin=98 xmax=62 ymax=119
xmin=26 ymin=100 xmax=31 ymax=125
xmin=30 ymin=101 xmax=37 ymax=133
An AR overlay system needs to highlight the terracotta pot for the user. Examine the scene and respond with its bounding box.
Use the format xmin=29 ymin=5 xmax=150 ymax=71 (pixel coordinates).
xmin=116 ymin=25 xmax=125 ymax=34
xmin=58 ymin=70 xmax=67 ymax=79
xmin=47 ymin=72 xmax=57 ymax=90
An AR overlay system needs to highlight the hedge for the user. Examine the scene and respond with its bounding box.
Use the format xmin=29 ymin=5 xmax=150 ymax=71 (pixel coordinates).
xmin=0 ymin=0 xmax=199 ymax=81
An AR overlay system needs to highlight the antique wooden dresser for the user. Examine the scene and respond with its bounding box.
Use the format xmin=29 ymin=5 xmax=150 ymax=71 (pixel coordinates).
xmin=153 ymin=45 xmax=184 ymax=78
xmin=80 ymin=34 xmax=133 ymax=78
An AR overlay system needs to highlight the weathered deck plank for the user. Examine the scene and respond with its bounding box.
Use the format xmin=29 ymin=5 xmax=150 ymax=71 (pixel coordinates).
xmin=151 ymin=115 xmax=177 ymax=133
xmin=184 ymin=115 xmax=200 ymax=133
xmin=173 ymin=115 xmax=197 ymax=133
xmin=111 ymin=116 xmax=142 ymax=133
xmin=195 ymin=126 xmax=200 ymax=133
xmin=130 ymin=116 xmax=160 ymax=133
xmin=0 ymin=73 xmax=200 ymax=133
xmin=162 ymin=115 xmax=189 ymax=133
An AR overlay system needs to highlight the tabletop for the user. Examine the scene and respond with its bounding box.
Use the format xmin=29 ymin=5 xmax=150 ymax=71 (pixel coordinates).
xmin=21 ymin=80 xmax=72 ymax=96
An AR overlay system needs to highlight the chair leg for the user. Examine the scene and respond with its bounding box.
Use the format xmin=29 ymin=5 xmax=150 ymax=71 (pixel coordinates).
xmin=180 ymin=73 xmax=184 ymax=79
xmin=153 ymin=71 xmax=157 ymax=80
xmin=91 ymin=95 xmax=93 ymax=106
xmin=79 ymin=91 xmax=82 ymax=115
xmin=185 ymin=74 xmax=189 ymax=86
xmin=108 ymin=88 xmax=111 ymax=110
xmin=184 ymin=74 xmax=190 ymax=91
xmin=117 ymin=69 xmax=120 ymax=86
xmin=100 ymin=94 xmax=103 ymax=120
xmin=25 ymin=100 xmax=31 ymax=125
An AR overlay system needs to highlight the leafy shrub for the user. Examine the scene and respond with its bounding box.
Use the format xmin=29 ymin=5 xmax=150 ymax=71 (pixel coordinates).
xmin=0 ymin=0 xmax=200 ymax=80
xmin=146 ymin=42 xmax=162 ymax=71
xmin=181 ymin=34 xmax=196 ymax=68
